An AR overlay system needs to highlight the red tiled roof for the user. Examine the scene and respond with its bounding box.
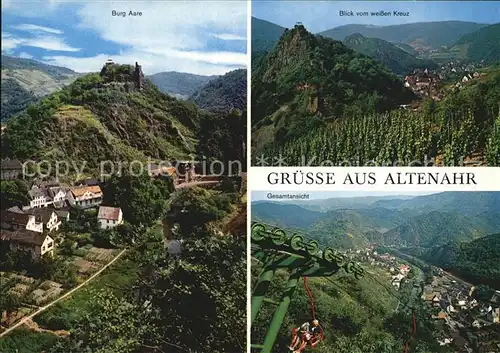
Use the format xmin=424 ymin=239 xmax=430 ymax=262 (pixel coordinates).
xmin=70 ymin=185 xmax=102 ymax=198
xmin=98 ymin=206 xmax=121 ymax=221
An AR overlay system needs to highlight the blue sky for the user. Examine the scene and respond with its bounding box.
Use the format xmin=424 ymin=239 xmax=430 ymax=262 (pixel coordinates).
xmin=253 ymin=1 xmax=500 ymax=33
xmin=2 ymin=0 xmax=247 ymax=75
xmin=251 ymin=191 xmax=437 ymax=201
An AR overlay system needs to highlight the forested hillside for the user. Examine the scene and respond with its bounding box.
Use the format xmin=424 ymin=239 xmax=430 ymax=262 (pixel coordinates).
xmin=1 ymin=55 xmax=79 ymax=121
xmin=2 ymin=64 xmax=197 ymax=168
xmin=251 ymin=17 xmax=286 ymax=54
xmin=405 ymin=233 xmax=500 ymax=289
xmin=343 ymin=33 xmax=437 ymax=75
xmin=252 ymin=24 xmax=415 ymax=155
xmin=252 ymin=192 xmax=500 ymax=250
xmin=190 ymin=69 xmax=247 ymax=113
xmin=453 ymin=23 xmax=500 ymax=63
xmin=147 ymin=71 xmax=217 ymax=99
xmin=320 ymin=21 xmax=488 ymax=48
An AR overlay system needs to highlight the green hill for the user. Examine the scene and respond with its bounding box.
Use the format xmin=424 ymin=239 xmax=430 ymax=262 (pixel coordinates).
xmin=252 ymin=192 xmax=500 ymax=250
xmin=343 ymin=33 xmax=437 ymax=75
xmin=252 ymin=261 xmax=446 ymax=353
xmin=392 ymin=192 xmax=500 ymax=217
xmin=1 ymin=55 xmax=79 ymax=121
xmin=251 ymin=17 xmax=286 ymax=54
xmin=453 ymin=23 xmax=500 ymax=63
xmin=1 ymin=62 xmax=203 ymax=171
xmin=252 ymin=201 xmax=322 ymax=229
xmin=320 ymin=21 xmax=488 ymax=49
xmin=252 ymin=24 xmax=414 ymax=154
xmin=147 ymin=71 xmax=217 ymax=99
xmin=415 ymin=233 xmax=500 ymax=289
xmin=190 ymin=69 xmax=247 ymax=113
xmin=383 ymin=211 xmax=495 ymax=247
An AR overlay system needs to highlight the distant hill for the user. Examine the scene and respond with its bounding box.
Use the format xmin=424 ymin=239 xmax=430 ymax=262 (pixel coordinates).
xmin=383 ymin=210 xmax=495 ymax=247
xmin=453 ymin=23 xmax=500 ymax=63
xmin=147 ymin=71 xmax=217 ymax=99
xmin=390 ymin=192 xmax=500 ymax=217
xmin=320 ymin=21 xmax=488 ymax=49
xmin=190 ymin=69 xmax=246 ymax=113
xmin=251 ymin=17 xmax=286 ymax=54
xmin=343 ymin=33 xmax=437 ymax=75
xmin=1 ymin=55 xmax=79 ymax=121
xmin=393 ymin=43 xmax=419 ymax=56
xmin=252 ymin=201 xmax=322 ymax=229
xmin=252 ymin=192 xmax=500 ymax=250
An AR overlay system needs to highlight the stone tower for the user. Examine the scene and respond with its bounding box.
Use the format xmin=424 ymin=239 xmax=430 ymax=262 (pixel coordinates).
xmin=133 ymin=62 xmax=144 ymax=90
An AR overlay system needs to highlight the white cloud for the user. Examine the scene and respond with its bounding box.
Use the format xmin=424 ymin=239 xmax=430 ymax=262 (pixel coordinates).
xmin=42 ymin=51 xmax=242 ymax=76
xmin=18 ymin=52 xmax=33 ymax=59
xmin=1 ymin=33 xmax=24 ymax=52
xmin=169 ymin=50 xmax=247 ymax=66
xmin=4 ymin=1 xmax=247 ymax=75
xmin=212 ymin=33 xmax=246 ymax=41
xmin=1 ymin=32 xmax=80 ymax=52
xmin=12 ymin=24 xmax=63 ymax=34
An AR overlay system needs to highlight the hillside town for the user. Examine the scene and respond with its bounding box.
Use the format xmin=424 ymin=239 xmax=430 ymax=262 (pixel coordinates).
xmin=348 ymin=247 xmax=500 ymax=353
xmin=403 ymin=61 xmax=488 ymax=102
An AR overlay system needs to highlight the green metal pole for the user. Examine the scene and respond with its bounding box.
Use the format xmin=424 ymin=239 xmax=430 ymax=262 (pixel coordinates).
xmin=251 ymin=265 xmax=276 ymax=325
xmin=261 ymin=270 xmax=300 ymax=353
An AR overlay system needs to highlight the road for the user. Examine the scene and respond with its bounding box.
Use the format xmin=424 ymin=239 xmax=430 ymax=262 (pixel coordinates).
xmin=0 ymin=248 xmax=127 ymax=337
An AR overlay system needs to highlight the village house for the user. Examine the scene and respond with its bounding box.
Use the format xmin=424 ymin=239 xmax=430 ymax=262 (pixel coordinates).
xmin=487 ymin=307 xmax=500 ymax=324
xmin=0 ymin=159 xmax=23 ymax=180
xmin=0 ymin=229 xmax=54 ymax=259
xmin=47 ymin=186 xmax=69 ymax=208
xmin=67 ymin=185 xmax=103 ymax=209
xmin=97 ymin=206 xmax=123 ymax=229
xmin=30 ymin=208 xmax=61 ymax=232
xmin=28 ymin=186 xmax=53 ymax=208
xmin=1 ymin=210 xmax=43 ymax=233
xmin=53 ymin=209 xmax=70 ymax=222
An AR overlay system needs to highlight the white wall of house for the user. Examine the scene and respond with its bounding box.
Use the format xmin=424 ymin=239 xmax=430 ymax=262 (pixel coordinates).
xmin=40 ymin=235 xmax=54 ymax=257
xmin=98 ymin=210 xmax=123 ymax=230
xmin=26 ymin=215 xmax=43 ymax=233
xmin=71 ymin=191 xmax=103 ymax=209
xmin=30 ymin=196 xmax=52 ymax=208
xmin=45 ymin=212 xmax=61 ymax=232
xmin=52 ymin=190 xmax=67 ymax=203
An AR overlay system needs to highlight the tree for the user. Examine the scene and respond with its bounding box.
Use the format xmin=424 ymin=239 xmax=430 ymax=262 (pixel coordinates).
xmin=197 ymin=109 xmax=246 ymax=173
xmin=141 ymin=235 xmax=247 ymax=353
xmin=170 ymin=187 xmax=236 ymax=237
xmin=48 ymin=289 xmax=161 ymax=353
xmin=103 ymin=171 xmax=172 ymax=228
xmin=0 ymin=179 xmax=29 ymax=210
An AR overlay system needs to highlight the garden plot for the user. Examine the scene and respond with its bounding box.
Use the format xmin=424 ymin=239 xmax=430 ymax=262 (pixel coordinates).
xmin=30 ymin=281 xmax=64 ymax=305
xmin=84 ymin=247 xmax=117 ymax=263
xmin=72 ymin=257 xmax=98 ymax=275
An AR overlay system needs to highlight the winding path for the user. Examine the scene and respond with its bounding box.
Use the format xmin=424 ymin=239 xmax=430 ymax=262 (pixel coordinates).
xmin=0 ymin=248 xmax=127 ymax=337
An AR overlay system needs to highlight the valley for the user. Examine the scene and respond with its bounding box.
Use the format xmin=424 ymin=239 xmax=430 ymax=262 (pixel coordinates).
xmin=251 ymin=191 xmax=500 ymax=352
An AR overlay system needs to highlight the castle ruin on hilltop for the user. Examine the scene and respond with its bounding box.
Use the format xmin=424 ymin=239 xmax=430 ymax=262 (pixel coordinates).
xmin=99 ymin=60 xmax=144 ymax=91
